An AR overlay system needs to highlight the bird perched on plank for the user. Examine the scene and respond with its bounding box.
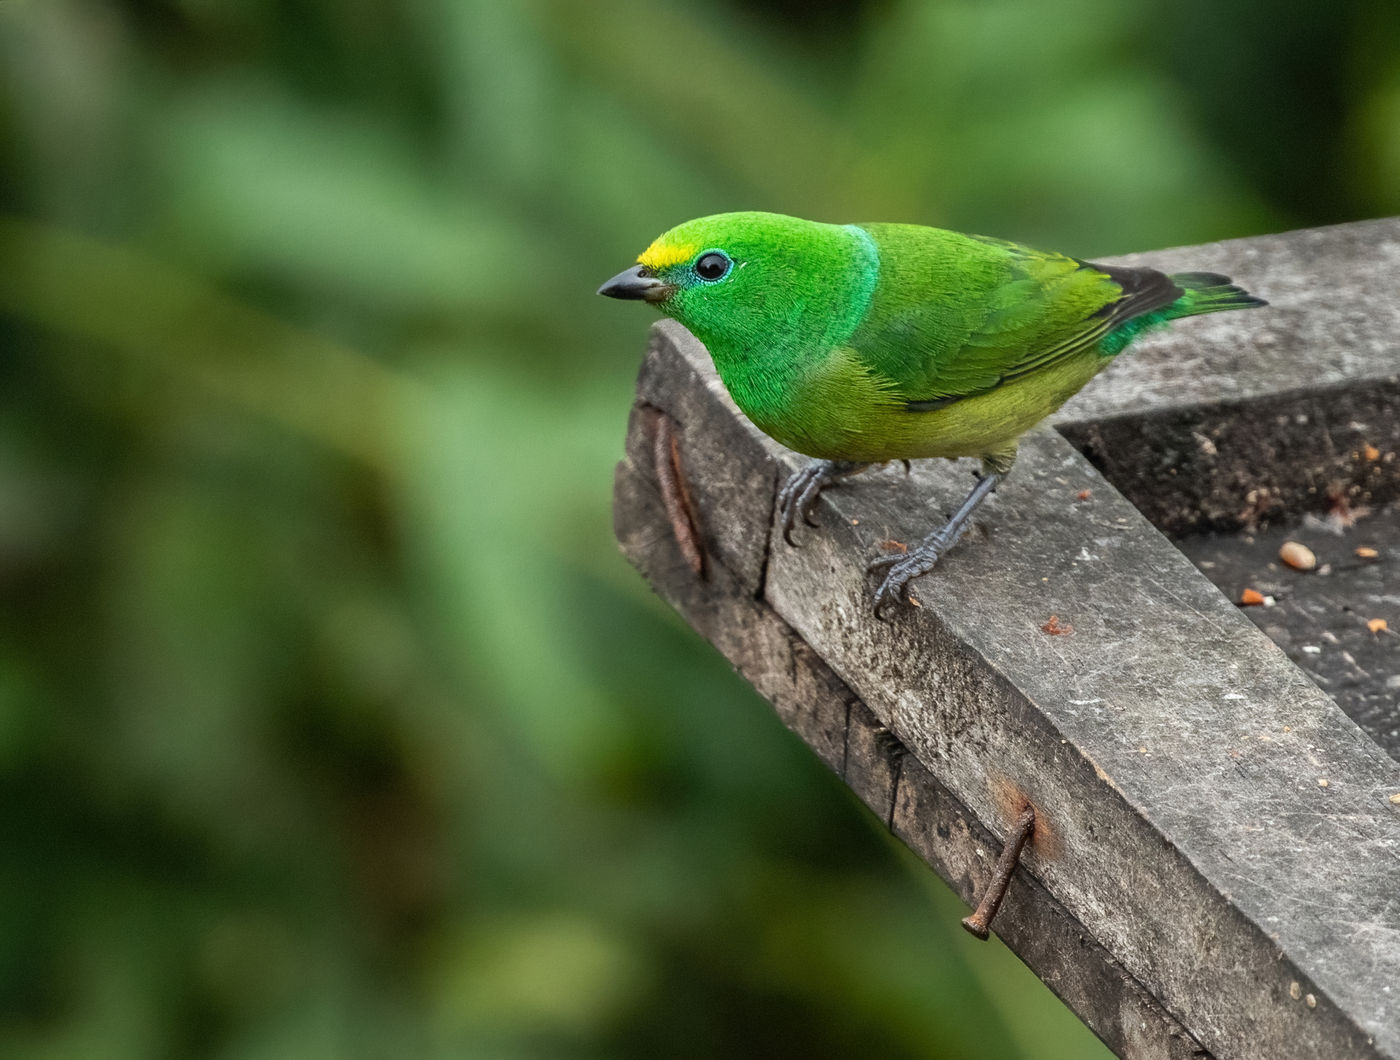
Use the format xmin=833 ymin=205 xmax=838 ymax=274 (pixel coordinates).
xmin=599 ymin=211 xmax=1266 ymax=613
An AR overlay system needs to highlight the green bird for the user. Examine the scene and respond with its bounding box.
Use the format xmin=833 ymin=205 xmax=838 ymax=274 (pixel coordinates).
xmin=599 ymin=211 xmax=1266 ymax=613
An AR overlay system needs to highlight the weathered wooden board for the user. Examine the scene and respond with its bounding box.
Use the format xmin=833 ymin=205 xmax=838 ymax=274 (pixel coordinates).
xmin=614 ymin=218 xmax=1400 ymax=1060
xmin=615 ymin=439 xmax=1208 ymax=1060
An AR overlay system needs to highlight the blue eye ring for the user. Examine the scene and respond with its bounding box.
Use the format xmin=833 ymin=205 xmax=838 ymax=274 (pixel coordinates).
xmin=693 ymin=250 xmax=733 ymax=282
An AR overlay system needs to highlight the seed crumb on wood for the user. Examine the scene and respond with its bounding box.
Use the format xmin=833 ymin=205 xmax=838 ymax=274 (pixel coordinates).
xmin=1041 ymin=614 xmax=1073 ymax=635
xmin=1240 ymin=588 xmax=1265 ymax=606
xmin=1279 ymin=541 xmax=1316 ymax=571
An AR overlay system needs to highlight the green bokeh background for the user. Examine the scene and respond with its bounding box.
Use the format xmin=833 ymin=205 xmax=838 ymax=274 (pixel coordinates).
xmin=1 ymin=1 xmax=1397 ymax=1057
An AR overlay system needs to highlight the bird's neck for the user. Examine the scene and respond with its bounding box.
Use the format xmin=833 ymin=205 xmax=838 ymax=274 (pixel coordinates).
xmin=703 ymin=328 xmax=814 ymax=436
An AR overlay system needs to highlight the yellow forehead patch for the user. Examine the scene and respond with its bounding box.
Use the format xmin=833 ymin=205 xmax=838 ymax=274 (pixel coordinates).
xmin=638 ymin=239 xmax=698 ymax=271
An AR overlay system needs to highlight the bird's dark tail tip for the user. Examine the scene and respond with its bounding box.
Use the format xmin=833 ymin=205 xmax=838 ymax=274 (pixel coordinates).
xmin=1166 ymin=271 xmax=1268 ymax=318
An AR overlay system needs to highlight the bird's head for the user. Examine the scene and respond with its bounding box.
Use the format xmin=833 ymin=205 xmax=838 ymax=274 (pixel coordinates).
xmin=598 ymin=212 xmax=870 ymax=352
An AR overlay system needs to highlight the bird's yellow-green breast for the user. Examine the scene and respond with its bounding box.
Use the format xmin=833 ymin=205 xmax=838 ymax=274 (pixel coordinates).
xmin=601 ymin=211 xmax=1264 ymax=464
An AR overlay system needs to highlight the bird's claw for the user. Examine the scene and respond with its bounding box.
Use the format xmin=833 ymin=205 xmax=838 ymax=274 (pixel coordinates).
xmin=776 ymin=460 xmax=866 ymax=546
xmin=868 ymin=533 xmax=953 ymax=617
xmin=776 ymin=465 xmax=826 ymax=546
xmin=866 ymin=468 xmax=1001 ymax=615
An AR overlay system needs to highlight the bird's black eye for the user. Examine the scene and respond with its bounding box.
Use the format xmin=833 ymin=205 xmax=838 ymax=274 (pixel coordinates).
xmin=694 ymin=251 xmax=732 ymax=282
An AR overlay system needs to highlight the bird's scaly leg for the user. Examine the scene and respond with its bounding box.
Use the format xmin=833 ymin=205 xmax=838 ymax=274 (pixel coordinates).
xmin=868 ymin=458 xmax=1008 ymax=616
xmin=776 ymin=460 xmax=871 ymax=546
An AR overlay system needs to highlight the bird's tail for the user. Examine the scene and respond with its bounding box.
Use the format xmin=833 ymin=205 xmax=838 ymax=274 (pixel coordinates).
xmin=1164 ymin=271 xmax=1268 ymax=320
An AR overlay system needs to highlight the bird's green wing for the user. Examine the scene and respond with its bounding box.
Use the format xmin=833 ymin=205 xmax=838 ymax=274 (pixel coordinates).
xmin=849 ymin=225 xmax=1182 ymax=407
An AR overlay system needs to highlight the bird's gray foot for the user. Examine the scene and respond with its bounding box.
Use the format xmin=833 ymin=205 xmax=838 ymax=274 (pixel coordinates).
xmin=868 ymin=529 xmax=957 ymax=615
xmin=776 ymin=460 xmax=870 ymax=546
xmin=867 ymin=469 xmax=1004 ymax=616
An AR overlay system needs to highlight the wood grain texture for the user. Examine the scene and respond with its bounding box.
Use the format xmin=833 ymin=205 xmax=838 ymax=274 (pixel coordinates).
xmin=615 ymin=455 xmax=1208 ymax=1060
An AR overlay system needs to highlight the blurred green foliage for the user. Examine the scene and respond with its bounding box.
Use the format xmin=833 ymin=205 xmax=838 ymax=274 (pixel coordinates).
xmin=0 ymin=0 xmax=1396 ymax=1056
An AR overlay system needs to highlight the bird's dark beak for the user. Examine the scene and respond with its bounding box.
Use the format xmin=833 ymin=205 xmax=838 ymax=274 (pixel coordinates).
xmin=597 ymin=265 xmax=674 ymax=303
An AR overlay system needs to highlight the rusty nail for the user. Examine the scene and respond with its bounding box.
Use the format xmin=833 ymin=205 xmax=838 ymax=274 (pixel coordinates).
xmin=648 ymin=408 xmax=705 ymax=578
xmin=962 ymin=804 xmax=1036 ymax=940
